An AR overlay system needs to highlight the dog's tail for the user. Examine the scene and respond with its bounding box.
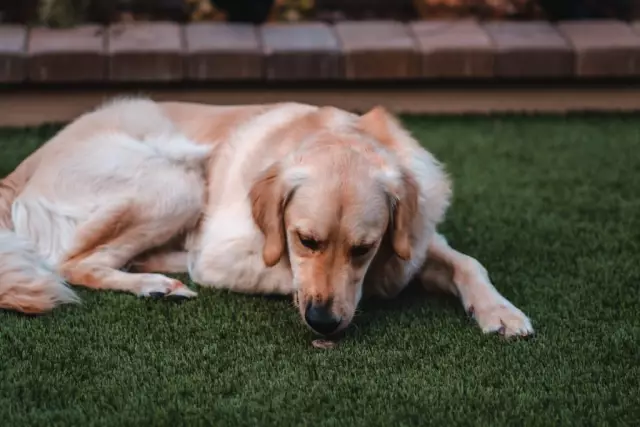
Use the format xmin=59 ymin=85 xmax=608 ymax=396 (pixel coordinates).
xmin=0 ymin=157 xmax=79 ymax=314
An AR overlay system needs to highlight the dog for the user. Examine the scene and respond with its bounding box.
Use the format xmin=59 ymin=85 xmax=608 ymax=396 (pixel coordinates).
xmin=0 ymin=98 xmax=533 ymax=338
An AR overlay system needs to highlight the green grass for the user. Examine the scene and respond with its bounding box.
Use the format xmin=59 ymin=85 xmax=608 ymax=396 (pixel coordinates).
xmin=1 ymin=115 xmax=639 ymax=427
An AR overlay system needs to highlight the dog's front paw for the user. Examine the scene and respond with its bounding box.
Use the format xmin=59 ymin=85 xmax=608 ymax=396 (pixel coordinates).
xmin=470 ymin=300 xmax=534 ymax=338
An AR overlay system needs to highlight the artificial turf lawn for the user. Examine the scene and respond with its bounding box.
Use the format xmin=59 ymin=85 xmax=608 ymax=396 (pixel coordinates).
xmin=1 ymin=115 xmax=639 ymax=427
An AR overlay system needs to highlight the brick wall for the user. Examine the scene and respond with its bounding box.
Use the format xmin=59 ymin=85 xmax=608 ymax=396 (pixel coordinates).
xmin=2 ymin=19 xmax=640 ymax=83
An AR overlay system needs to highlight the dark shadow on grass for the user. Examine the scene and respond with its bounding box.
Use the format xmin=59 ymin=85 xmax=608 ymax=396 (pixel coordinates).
xmin=192 ymin=280 xmax=467 ymax=342
xmin=344 ymin=283 xmax=463 ymax=339
xmin=0 ymin=277 xmax=465 ymax=343
xmin=0 ymin=309 xmax=45 ymax=319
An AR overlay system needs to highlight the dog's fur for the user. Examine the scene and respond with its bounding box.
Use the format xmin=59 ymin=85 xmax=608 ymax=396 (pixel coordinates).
xmin=0 ymin=98 xmax=532 ymax=337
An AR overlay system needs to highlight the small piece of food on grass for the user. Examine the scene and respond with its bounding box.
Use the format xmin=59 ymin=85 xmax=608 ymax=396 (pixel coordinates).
xmin=312 ymin=339 xmax=337 ymax=349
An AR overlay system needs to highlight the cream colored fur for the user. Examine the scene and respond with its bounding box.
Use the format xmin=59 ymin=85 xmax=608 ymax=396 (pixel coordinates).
xmin=0 ymin=98 xmax=532 ymax=338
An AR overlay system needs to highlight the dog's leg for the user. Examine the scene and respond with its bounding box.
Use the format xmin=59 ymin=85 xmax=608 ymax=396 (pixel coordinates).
xmin=59 ymin=206 xmax=197 ymax=299
xmin=419 ymin=233 xmax=533 ymax=337
xmin=60 ymin=249 xmax=194 ymax=298
xmin=131 ymin=251 xmax=189 ymax=274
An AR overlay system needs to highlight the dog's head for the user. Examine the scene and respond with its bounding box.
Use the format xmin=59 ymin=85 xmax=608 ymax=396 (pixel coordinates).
xmin=249 ymin=106 xmax=419 ymax=335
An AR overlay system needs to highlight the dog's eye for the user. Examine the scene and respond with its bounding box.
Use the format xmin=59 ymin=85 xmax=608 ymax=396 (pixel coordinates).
xmin=350 ymin=244 xmax=373 ymax=258
xmin=299 ymin=235 xmax=321 ymax=251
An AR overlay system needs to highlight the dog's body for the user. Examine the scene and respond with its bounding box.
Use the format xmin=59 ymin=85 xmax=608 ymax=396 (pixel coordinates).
xmin=0 ymin=98 xmax=532 ymax=337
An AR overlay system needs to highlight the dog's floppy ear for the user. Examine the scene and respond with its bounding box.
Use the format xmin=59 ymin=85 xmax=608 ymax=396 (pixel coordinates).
xmin=358 ymin=106 xmax=419 ymax=260
xmin=389 ymin=170 xmax=419 ymax=260
xmin=250 ymin=163 xmax=288 ymax=267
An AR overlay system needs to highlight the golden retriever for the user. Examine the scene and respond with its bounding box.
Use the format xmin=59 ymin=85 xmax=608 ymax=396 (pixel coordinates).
xmin=0 ymin=98 xmax=532 ymax=338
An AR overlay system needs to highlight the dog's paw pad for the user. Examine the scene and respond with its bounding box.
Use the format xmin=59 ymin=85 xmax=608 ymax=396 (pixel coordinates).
xmin=148 ymin=291 xmax=166 ymax=299
xmin=466 ymin=305 xmax=475 ymax=317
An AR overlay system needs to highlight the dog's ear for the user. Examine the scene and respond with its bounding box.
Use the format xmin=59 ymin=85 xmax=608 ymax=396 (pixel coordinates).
xmin=250 ymin=163 xmax=287 ymax=267
xmin=389 ymin=170 xmax=419 ymax=260
xmin=359 ymin=106 xmax=419 ymax=260
xmin=357 ymin=105 xmax=401 ymax=150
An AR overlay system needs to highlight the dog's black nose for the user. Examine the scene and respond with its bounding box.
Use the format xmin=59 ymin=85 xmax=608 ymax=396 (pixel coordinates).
xmin=305 ymin=301 xmax=342 ymax=335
